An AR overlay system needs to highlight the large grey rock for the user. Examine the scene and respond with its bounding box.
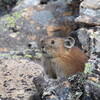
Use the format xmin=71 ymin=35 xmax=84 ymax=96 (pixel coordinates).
xmin=12 ymin=0 xmax=41 ymax=11
xmin=13 ymin=0 xmax=60 ymax=12
xmin=0 ymin=1 xmax=76 ymax=51
xmin=77 ymin=26 xmax=100 ymax=56
xmin=80 ymin=0 xmax=100 ymax=9
xmin=77 ymin=26 xmax=100 ymax=100
xmin=77 ymin=28 xmax=89 ymax=53
xmin=76 ymin=0 xmax=100 ymax=25
xmin=33 ymin=76 xmax=74 ymax=100
xmin=83 ymin=80 xmax=100 ymax=100
xmin=0 ymin=59 xmax=43 ymax=100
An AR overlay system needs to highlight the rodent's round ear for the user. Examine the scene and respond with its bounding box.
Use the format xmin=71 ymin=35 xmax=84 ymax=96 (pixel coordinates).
xmin=64 ymin=36 xmax=75 ymax=49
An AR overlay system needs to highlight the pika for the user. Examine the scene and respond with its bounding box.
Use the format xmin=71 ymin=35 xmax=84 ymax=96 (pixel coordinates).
xmin=40 ymin=36 xmax=88 ymax=79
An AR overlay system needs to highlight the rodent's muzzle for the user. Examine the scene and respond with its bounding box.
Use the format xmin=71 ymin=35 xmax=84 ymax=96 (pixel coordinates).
xmin=41 ymin=46 xmax=47 ymax=54
xmin=41 ymin=45 xmax=52 ymax=58
xmin=40 ymin=37 xmax=50 ymax=56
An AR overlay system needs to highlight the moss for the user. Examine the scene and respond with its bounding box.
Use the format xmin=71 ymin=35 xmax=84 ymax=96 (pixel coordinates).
xmin=84 ymin=63 xmax=94 ymax=74
xmin=16 ymin=32 xmax=20 ymax=34
xmin=2 ymin=10 xmax=23 ymax=31
xmin=35 ymin=52 xmax=42 ymax=58
xmin=0 ymin=54 xmax=9 ymax=57
xmin=12 ymin=55 xmax=23 ymax=59
xmin=90 ymin=32 xmax=98 ymax=38
xmin=0 ymin=48 xmax=42 ymax=60
xmin=25 ymin=54 xmax=33 ymax=58
xmin=3 ymin=28 xmax=8 ymax=32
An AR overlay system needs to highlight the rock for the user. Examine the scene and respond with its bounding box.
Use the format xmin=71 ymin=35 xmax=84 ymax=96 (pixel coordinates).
xmin=33 ymin=76 xmax=73 ymax=100
xmin=0 ymin=97 xmax=16 ymax=100
xmin=81 ymin=25 xmax=100 ymax=99
xmin=0 ymin=59 xmax=43 ymax=100
xmin=49 ymin=0 xmax=82 ymax=16
xmin=80 ymin=0 xmax=100 ymax=9
xmin=75 ymin=0 xmax=100 ymax=25
xmin=77 ymin=25 xmax=100 ymax=100
xmin=28 ymin=41 xmax=38 ymax=49
xmin=77 ymin=26 xmax=100 ymax=56
xmin=77 ymin=28 xmax=90 ymax=54
xmin=13 ymin=0 xmax=59 ymax=12
xmin=12 ymin=0 xmax=41 ymax=11
xmin=83 ymin=80 xmax=100 ymax=100
xmin=0 ymin=1 xmax=76 ymax=51
xmin=0 ymin=0 xmax=17 ymax=16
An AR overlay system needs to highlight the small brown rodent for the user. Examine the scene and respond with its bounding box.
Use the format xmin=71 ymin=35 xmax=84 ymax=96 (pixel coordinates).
xmin=40 ymin=36 xmax=88 ymax=79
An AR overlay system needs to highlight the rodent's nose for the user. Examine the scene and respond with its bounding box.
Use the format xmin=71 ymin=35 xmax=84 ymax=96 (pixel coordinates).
xmin=40 ymin=39 xmax=45 ymax=45
xmin=41 ymin=46 xmax=44 ymax=49
xmin=41 ymin=46 xmax=46 ymax=52
xmin=41 ymin=46 xmax=47 ymax=54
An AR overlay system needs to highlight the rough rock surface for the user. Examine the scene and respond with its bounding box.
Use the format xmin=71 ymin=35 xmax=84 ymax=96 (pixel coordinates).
xmin=13 ymin=0 xmax=43 ymax=11
xmin=76 ymin=0 xmax=100 ymax=25
xmin=76 ymin=3 xmax=100 ymax=99
xmin=0 ymin=59 xmax=43 ymax=100
xmin=0 ymin=0 xmax=18 ymax=16
xmin=33 ymin=76 xmax=73 ymax=100
xmin=0 ymin=1 xmax=76 ymax=51
xmin=77 ymin=26 xmax=100 ymax=56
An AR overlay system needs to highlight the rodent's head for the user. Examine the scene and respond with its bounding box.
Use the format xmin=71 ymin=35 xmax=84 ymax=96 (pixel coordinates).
xmin=40 ymin=36 xmax=75 ymax=58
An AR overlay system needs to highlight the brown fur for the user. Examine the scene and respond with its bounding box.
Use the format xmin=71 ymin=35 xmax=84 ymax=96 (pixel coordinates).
xmin=40 ymin=37 xmax=88 ymax=79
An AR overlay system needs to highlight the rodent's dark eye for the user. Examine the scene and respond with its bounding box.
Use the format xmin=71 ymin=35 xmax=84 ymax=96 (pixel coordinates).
xmin=51 ymin=40 xmax=55 ymax=44
xmin=40 ymin=40 xmax=44 ymax=43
